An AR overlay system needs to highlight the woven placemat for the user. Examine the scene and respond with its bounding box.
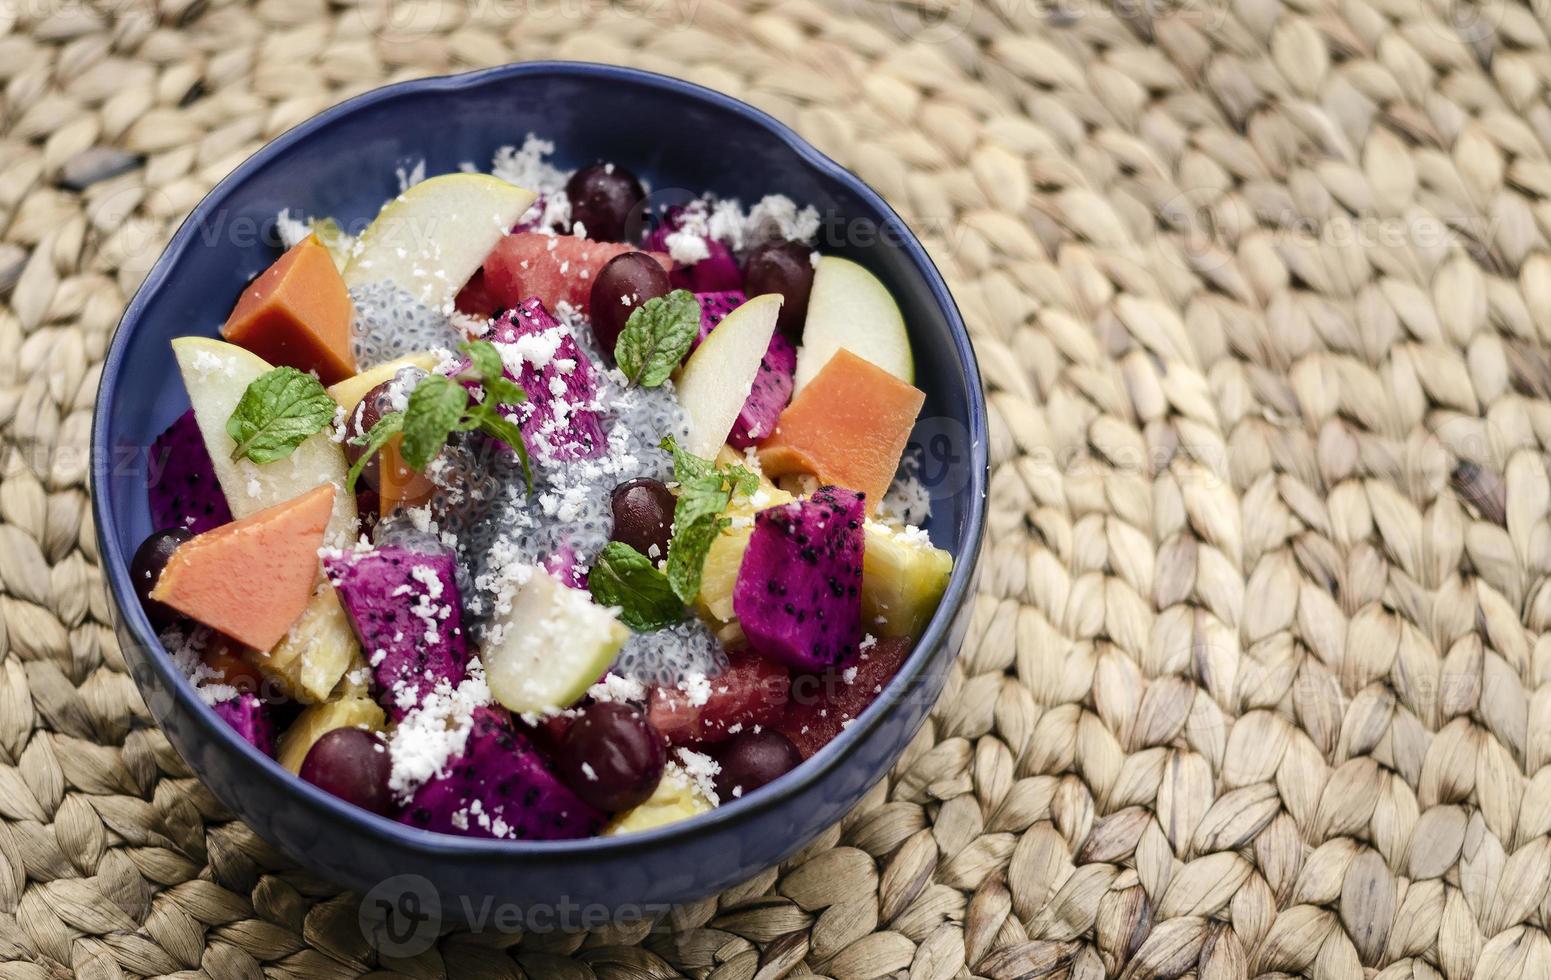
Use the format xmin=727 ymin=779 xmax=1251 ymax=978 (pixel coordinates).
xmin=4 ymin=0 xmax=1551 ymax=976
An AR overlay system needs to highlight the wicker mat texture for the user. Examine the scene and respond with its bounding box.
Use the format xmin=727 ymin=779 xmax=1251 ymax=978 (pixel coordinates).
xmin=4 ymin=0 xmax=1551 ymax=975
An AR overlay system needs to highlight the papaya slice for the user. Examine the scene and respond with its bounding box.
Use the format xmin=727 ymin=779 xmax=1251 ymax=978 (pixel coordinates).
xmin=757 ymin=348 xmax=925 ymax=513
xmin=222 ymin=236 xmax=356 ymax=384
xmin=150 ymin=484 xmax=335 ymax=650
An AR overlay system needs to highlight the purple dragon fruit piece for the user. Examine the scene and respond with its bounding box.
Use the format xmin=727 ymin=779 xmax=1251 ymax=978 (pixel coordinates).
xmin=490 ymin=298 xmax=606 ymax=461
xmin=733 ymin=486 xmax=865 ymax=672
xmin=212 ymin=693 xmax=275 ymax=756
xmin=543 ymin=544 xmax=588 ymax=590
xmin=325 ymin=545 xmax=469 ymax=722
xmin=691 ymin=292 xmax=795 ymax=447
xmin=693 ymin=290 xmax=748 ymax=345
xmin=646 ymin=207 xmax=742 ymax=292
xmin=728 ymin=331 xmax=795 ymax=448
xmin=400 ymin=708 xmax=606 ymax=840
xmin=147 ymin=409 xmax=233 ymax=534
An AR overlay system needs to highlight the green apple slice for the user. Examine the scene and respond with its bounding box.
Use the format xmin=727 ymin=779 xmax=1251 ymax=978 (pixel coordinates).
xmin=484 ymin=568 xmax=629 ymax=714
xmin=794 ymin=257 xmax=914 ymax=392
xmin=675 ymin=293 xmax=782 ymax=457
xmin=171 ymin=337 xmax=358 ymax=547
xmin=342 ymin=173 xmax=536 ymax=312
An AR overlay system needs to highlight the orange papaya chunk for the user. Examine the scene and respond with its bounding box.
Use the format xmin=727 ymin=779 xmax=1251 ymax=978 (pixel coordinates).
xmin=758 ymin=348 xmax=925 ymax=513
xmin=150 ymin=484 xmax=335 ymax=650
xmin=222 ymin=236 xmax=356 ymax=384
xmin=376 ymin=436 xmax=436 ymax=515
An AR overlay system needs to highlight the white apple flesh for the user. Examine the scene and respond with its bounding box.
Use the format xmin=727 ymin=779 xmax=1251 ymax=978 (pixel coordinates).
xmin=484 ymin=567 xmax=629 ymax=715
xmin=171 ymin=337 xmax=358 ymax=547
xmin=343 ymin=173 xmax=536 ymax=312
xmin=675 ymin=293 xmax=782 ymax=458
xmin=794 ymin=256 xmax=914 ymax=392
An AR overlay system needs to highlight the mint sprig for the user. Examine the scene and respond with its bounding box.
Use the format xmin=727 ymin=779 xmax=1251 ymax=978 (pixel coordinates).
xmin=589 ymin=541 xmax=684 ymax=631
xmin=659 ymin=436 xmax=760 ymax=603
xmin=345 ymin=340 xmax=533 ymax=494
xmin=615 ymin=290 xmax=700 ymax=387
xmin=226 ymin=366 xmax=337 ymax=464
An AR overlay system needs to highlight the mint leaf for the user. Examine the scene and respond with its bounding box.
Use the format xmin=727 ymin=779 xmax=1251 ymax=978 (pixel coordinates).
xmin=461 ymin=339 xmax=505 ymax=385
xmin=484 ymin=376 xmax=527 ymax=408
xmin=471 ymin=405 xmax=533 ymax=493
xmin=225 ymin=367 xmax=337 ymax=464
xmin=616 ymin=290 xmax=700 ymax=387
xmin=590 ymin=541 xmax=684 ymax=631
xmin=345 ymin=411 xmax=404 ymax=492
xmin=399 ymin=375 xmax=468 ymax=470
xmin=658 ymin=436 xmax=761 ymax=603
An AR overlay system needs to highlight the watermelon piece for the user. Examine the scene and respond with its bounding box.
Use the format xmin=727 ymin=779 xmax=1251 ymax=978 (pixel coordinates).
xmin=150 ymin=484 xmax=335 ymax=651
xmin=647 ymin=652 xmax=791 ymax=745
xmin=212 ymin=693 xmax=276 ymax=756
xmin=778 ymin=635 xmax=911 ymax=758
xmin=454 ymin=269 xmax=499 ymax=318
xmin=693 ymin=290 xmax=747 ymax=344
xmin=147 ymin=409 xmax=233 ymax=534
xmin=324 ymin=544 xmax=469 ymax=721
xmin=400 ymin=708 xmax=605 ymax=840
xmin=489 ymin=298 xmax=606 ymax=460
xmin=481 ymin=232 xmax=671 ymax=315
xmin=733 ymin=486 xmax=865 ymax=672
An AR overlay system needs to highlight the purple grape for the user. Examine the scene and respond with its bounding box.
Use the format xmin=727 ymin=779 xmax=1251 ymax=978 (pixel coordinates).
xmin=744 ymin=241 xmax=814 ymax=335
xmin=610 ymin=478 xmax=675 ymax=560
xmin=342 ymin=379 xmax=393 ymax=490
xmin=555 ymin=702 xmax=666 ymax=812
xmin=590 ymin=252 xmax=671 ymax=355
xmin=131 ymin=527 xmax=191 ymax=630
xmin=299 ymin=727 xmax=394 ymax=815
xmin=713 ymin=730 xmax=801 ymax=800
xmin=566 ymin=163 xmax=645 ymax=242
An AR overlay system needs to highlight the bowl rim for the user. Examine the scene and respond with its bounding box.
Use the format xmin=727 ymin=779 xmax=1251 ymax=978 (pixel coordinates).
xmin=91 ymin=60 xmax=989 ymax=859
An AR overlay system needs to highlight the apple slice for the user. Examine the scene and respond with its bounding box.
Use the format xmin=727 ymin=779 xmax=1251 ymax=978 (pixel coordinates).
xmin=484 ymin=567 xmax=630 ymax=714
xmin=342 ymin=173 xmax=536 ymax=312
xmin=171 ymin=337 xmax=358 ymax=547
xmin=676 ymin=293 xmax=782 ymax=458
xmin=794 ymin=257 xmax=913 ymax=392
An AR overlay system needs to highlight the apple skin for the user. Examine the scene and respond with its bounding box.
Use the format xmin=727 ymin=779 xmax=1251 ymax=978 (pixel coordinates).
xmin=675 ymin=293 xmax=783 ymax=458
xmin=794 ymin=257 xmax=914 ymax=392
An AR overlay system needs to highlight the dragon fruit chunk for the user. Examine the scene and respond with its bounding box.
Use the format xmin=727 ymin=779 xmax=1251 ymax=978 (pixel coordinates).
xmin=729 ymin=331 xmax=795 ymax=448
xmin=401 ymin=708 xmax=606 ymax=840
xmin=691 ymin=293 xmax=795 ymax=448
xmin=325 ymin=545 xmax=469 ymax=722
xmin=646 ymin=208 xmax=742 ymax=292
xmin=693 ymin=290 xmax=748 ymax=346
xmin=490 ymin=298 xmax=606 ymax=461
xmin=148 ymin=409 xmax=233 ymax=534
xmin=212 ymin=693 xmax=275 ymax=756
xmin=733 ymin=486 xmax=866 ymax=672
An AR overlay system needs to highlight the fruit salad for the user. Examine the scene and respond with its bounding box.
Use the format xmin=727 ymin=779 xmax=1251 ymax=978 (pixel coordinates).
xmin=132 ymin=136 xmax=954 ymax=840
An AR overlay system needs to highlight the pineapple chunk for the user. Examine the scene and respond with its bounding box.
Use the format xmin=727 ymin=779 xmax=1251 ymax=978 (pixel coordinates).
xmin=605 ymin=765 xmax=713 ymax=835
xmin=326 ymin=351 xmax=439 ymax=412
xmin=695 ymin=458 xmax=794 ymax=624
xmin=276 ymin=697 xmax=386 ymax=773
xmin=861 ymin=521 xmax=953 ymax=637
xmin=254 ymin=584 xmax=361 ymax=703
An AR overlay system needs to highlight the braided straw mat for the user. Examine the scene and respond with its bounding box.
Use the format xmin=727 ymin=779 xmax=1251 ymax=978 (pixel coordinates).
xmin=7 ymin=0 xmax=1551 ymax=974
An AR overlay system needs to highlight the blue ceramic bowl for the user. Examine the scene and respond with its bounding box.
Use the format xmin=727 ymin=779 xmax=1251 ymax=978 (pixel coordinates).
xmin=92 ymin=62 xmax=986 ymax=923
